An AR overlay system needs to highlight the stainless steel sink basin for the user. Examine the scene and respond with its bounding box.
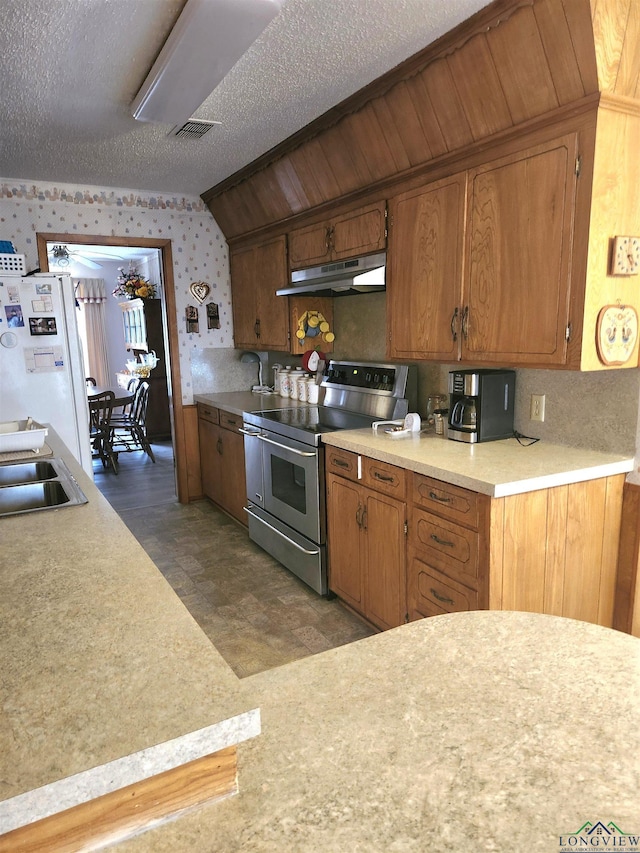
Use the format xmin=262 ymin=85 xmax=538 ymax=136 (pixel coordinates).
xmin=0 ymin=457 xmax=88 ymax=517
xmin=0 ymin=460 xmax=58 ymax=486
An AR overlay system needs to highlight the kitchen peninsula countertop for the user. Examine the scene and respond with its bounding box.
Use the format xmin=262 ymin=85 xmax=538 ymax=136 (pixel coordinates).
xmin=322 ymin=429 xmax=634 ymax=496
xmin=0 ymin=430 xmax=259 ymax=837
xmin=121 ymin=609 xmax=640 ymax=852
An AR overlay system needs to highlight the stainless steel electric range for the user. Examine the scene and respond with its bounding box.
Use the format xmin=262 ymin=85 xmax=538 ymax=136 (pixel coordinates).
xmin=241 ymin=361 xmax=413 ymax=595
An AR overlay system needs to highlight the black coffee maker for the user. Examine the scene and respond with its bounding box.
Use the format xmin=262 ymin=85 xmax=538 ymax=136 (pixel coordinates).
xmin=448 ymin=369 xmax=515 ymax=443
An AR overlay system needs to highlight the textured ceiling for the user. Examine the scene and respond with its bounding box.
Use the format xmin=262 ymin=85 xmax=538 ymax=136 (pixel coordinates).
xmin=0 ymin=0 xmax=490 ymax=197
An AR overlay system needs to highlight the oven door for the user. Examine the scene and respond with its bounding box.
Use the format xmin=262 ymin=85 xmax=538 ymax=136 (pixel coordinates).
xmin=259 ymin=430 xmax=324 ymax=544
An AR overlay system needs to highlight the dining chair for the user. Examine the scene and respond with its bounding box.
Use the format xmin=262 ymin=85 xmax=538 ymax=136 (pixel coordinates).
xmin=109 ymin=381 xmax=155 ymax=462
xmin=88 ymin=390 xmax=118 ymax=473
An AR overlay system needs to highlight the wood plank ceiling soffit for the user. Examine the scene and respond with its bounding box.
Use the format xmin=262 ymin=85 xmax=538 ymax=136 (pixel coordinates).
xmin=203 ymin=0 xmax=638 ymax=241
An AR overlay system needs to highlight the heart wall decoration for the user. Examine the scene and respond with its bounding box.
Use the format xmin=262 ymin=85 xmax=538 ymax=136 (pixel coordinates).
xmin=189 ymin=281 xmax=210 ymax=304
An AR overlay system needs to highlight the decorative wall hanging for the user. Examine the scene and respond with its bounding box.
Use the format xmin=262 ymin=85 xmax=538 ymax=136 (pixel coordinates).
xmin=206 ymin=301 xmax=220 ymax=329
xmin=185 ymin=305 xmax=199 ymax=334
xmin=189 ymin=281 xmax=210 ymax=304
xmin=295 ymin=310 xmax=335 ymax=345
xmin=596 ymin=302 xmax=638 ymax=365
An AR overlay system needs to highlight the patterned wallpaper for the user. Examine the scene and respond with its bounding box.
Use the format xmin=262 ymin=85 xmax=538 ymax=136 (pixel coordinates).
xmin=0 ymin=178 xmax=232 ymax=404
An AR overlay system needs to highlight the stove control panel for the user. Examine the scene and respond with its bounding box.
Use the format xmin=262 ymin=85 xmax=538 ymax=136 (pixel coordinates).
xmin=325 ymin=363 xmax=396 ymax=392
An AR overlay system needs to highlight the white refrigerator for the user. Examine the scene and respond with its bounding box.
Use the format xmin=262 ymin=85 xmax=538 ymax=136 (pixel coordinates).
xmin=0 ymin=273 xmax=93 ymax=475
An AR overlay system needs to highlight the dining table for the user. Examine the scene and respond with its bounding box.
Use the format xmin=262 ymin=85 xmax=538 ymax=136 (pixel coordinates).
xmin=87 ymin=384 xmax=135 ymax=409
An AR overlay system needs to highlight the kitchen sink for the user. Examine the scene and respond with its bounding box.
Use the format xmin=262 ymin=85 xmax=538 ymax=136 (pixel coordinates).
xmin=0 ymin=457 xmax=88 ymax=517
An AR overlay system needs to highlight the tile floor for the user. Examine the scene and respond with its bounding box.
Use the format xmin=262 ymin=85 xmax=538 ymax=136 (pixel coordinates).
xmin=96 ymin=443 xmax=376 ymax=677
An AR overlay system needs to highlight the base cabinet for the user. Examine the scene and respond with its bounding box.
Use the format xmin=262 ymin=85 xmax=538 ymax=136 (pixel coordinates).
xmin=407 ymin=471 xmax=625 ymax=628
xmin=326 ymin=448 xmax=406 ymax=631
xmin=198 ymin=405 xmax=246 ymax=525
xmin=324 ymin=449 xmax=625 ymax=630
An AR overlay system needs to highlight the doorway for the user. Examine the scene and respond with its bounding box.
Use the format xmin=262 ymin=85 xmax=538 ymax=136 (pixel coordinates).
xmin=36 ymin=232 xmax=186 ymax=504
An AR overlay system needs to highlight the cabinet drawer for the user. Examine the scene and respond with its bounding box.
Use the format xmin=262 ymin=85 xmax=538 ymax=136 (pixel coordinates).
xmin=325 ymin=447 xmax=360 ymax=481
xmin=411 ymin=506 xmax=479 ymax=588
xmin=220 ymin=410 xmax=242 ymax=432
xmin=197 ymin=403 xmax=219 ymax=425
xmin=412 ymin=474 xmax=480 ymax=529
xmin=361 ymin=458 xmax=406 ymax=499
xmin=407 ymin=549 xmax=478 ymax=619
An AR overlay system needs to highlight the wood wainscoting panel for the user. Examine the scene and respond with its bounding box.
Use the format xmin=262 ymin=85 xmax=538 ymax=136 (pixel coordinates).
xmin=614 ymin=481 xmax=640 ymax=636
xmin=598 ymin=474 xmax=625 ymax=625
xmin=499 ymin=489 xmax=550 ymax=614
xmin=0 ymin=747 xmax=237 ymax=853
xmin=183 ymin=404 xmax=203 ymax=501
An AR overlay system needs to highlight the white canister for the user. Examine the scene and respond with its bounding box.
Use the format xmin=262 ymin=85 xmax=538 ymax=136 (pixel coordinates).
xmin=289 ymin=369 xmax=304 ymax=400
xmin=307 ymin=380 xmax=319 ymax=404
xmin=297 ymin=376 xmax=309 ymax=402
xmin=279 ymin=367 xmax=292 ymax=397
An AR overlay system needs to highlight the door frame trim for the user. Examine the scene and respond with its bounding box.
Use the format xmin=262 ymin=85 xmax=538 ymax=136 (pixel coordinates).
xmin=36 ymin=232 xmax=189 ymax=502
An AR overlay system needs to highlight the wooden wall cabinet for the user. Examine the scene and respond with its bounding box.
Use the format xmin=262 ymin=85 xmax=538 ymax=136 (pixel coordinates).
xmin=325 ymin=447 xmax=406 ymax=631
xmin=197 ymin=404 xmax=247 ymax=525
xmin=230 ymin=235 xmax=290 ymax=351
xmin=387 ymin=132 xmax=580 ymax=368
xmin=289 ymin=200 xmax=387 ymax=269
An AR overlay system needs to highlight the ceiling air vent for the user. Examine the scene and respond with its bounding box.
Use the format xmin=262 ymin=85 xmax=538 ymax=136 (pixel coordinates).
xmin=170 ymin=119 xmax=221 ymax=139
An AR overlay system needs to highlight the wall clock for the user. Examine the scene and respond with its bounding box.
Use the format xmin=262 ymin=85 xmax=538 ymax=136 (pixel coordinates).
xmin=610 ymin=236 xmax=640 ymax=276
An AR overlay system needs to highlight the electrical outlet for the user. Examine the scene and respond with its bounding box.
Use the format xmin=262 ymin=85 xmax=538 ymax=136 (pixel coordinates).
xmin=530 ymin=394 xmax=546 ymax=422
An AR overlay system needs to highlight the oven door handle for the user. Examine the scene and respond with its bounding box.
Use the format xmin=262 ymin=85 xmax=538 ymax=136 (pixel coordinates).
xmin=244 ymin=506 xmax=321 ymax=555
xmin=252 ymin=433 xmax=317 ymax=458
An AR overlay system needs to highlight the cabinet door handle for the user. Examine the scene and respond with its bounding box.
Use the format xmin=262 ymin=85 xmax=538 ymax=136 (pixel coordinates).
xmin=356 ymin=504 xmax=363 ymax=527
xmin=430 ymin=588 xmax=454 ymax=605
xmin=450 ymin=306 xmax=459 ymax=342
xmin=217 ymin=438 xmax=223 ymax=455
xmin=430 ymin=533 xmax=454 ymax=548
xmin=361 ymin=506 xmax=367 ymax=531
xmin=374 ymin=472 xmax=394 ymax=483
xmin=461 ymin=305 xmax=469 ymax=339
xmin=332 ymin=458 xmax=350 ymax=469
xmin=429 ymin=490 xmax=452 ymax=503
xmin=254 ymin=318 xmax=261 ymax=338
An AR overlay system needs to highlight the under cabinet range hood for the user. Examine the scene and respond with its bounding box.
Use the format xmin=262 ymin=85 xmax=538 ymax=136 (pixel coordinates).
xmin=276 ymin=252 xmax=386 ymax=297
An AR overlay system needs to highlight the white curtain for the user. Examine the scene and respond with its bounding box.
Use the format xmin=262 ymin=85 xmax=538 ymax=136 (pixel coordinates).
xmin=73 ymin=278 xmax=110 ymax=387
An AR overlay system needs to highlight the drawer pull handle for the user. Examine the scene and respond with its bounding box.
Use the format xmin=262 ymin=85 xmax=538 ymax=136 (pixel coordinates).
xmin=430 ymin=533 xmax=454 ymax=548
xmin=333 ymin=458 xmax=350 ymax=469
xmin=429 ymin=490 xmax=452 ymax=503
xmin=430 ymin=588 xmax=454 ymax=605
xmin=374 ymin=472 xmax=394 ymax=482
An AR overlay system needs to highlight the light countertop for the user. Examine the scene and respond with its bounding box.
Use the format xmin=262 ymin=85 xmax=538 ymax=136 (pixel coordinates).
xmin=194 ymin=390 xmax=308 ymax=418
xmin=0 ymin=430 xmax=260 ymax=835
xmin=121 ymin=609 xmax=640 ymax=852
xmin=322 ymin=429 xmax=634 ymax=496
xmin=194 ymin=392 xmax=633 ymax=496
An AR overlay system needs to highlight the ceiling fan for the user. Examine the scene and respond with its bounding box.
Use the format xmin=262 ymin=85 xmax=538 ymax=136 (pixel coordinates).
xmin=47 ymin=244 xmax=128 ymax=270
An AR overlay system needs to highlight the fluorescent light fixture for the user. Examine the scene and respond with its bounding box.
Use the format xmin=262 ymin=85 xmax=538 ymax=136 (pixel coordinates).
xmin=131 ymin=0 xmax=284 ymax=126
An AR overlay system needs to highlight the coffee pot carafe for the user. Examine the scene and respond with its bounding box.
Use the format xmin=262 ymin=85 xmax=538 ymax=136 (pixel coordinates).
xmin=447 ymin=369 xmax=515 ymax=443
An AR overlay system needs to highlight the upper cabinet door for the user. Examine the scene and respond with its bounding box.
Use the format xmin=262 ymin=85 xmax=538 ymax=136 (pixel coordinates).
xmin=462 ymin=133 xmax=579 ymax=365
xmin=387 ymin=174 xmax=467 ymax=361
xmin=255 ymin=235 xmax=290 ymax=351
xmin=230 ymin=244 xmax=260 ymax=348
xmin=330 ymin=200 xmax=387 ymax=261
xmin=230 ymin=235 xmax=290 ymax=351
xmin=288 ymin=221 xmax=332 ymax=269
xmin=288 ymin=200 xmax=387 ymax=270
